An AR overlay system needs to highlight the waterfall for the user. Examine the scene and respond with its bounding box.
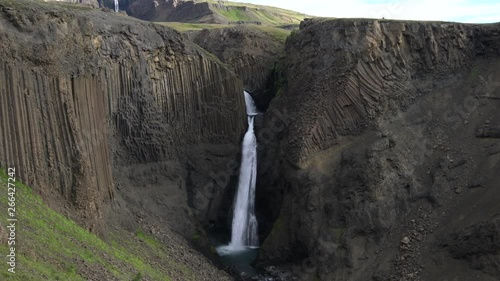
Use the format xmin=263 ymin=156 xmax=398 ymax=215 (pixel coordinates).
xmin=114 ymin=0 xmax=119 ymax=12
xmin=244 ymin=91 xmax=258 ymax=116
xmin=218 ymin=91 xmax=259 ymax=254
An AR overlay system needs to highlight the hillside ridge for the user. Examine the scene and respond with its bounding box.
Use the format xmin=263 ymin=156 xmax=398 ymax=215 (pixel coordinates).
xmin=114 ymin=0 xmax=308 ymax=26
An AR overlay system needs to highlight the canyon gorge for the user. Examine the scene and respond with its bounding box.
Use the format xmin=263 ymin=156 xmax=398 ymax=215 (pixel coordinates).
xmin=0 ymin=0 xmax=499 ymax=281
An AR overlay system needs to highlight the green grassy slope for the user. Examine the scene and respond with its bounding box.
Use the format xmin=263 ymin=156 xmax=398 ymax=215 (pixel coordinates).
xmin=155 ymin=0 xmax=308 ymax=43
xmin=0 ymin=169 xmax=195 ymax=281
xmin=200 ymin=0 xmax=307 ymax=24
xmin=160 ymin=0 xmax=308 ymax=26
xmin=158 ymin=22 xmax=291 ymax=42
xmin=208 ymin=2 xmax=306 ymax=25
xmin=158 ymin=22 xmax=232 ymax=31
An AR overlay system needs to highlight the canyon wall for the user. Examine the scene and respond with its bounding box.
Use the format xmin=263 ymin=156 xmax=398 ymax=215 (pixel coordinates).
xmin=0 ymin=0 xmax=245 ymax=238
xmin=256 ymin=19 xmax=500 ymax=281
xmin=3 ymin=2 xmax=500 ymax=280
xmin=190 ymin=26 xmax=285 ymax=106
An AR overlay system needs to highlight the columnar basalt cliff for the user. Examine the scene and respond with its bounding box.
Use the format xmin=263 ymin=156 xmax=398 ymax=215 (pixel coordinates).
xmin=274 ymin=19 xmax=499 ymax=165
xmin=256 ymin=19 xmax=500 ymax=281
xmin=0 ymin=0 xmax=245 ymax=250
xmin=3 ymin=1 xmax=500 ymax=280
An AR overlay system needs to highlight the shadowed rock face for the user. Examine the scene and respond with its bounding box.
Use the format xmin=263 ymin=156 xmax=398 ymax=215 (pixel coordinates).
xmin=275 ymin=19 xmax=499 ymax=165
xmin=189 ymin=26 xmax=285 ymax=105
xmin=256 ymin=18 xmax=500 ymax=281
xmin=440 ymin=215 xmax=500 ymax=276
xmin=0 ymin=0 xmax=245 ymax=243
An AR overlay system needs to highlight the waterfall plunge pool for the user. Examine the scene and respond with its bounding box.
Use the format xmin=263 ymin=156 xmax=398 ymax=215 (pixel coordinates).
xmin=211 ymin=231 xmax=269 ymax=280
xmin=216 ymin=244 xmax=261 ymax=277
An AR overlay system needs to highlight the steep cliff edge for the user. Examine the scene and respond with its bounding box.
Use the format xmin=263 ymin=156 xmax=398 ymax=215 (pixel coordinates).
xmin=0 ymin=1 xmax=246 ymax=278
xmin=189 ymin=26 xmax=285 ymax=105
xmin=256 ymin=18 xmax=500 ymax=281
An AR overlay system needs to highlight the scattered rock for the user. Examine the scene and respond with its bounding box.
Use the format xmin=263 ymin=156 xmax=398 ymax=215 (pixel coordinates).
xmin=476 ymin=126 xmax=500 ymax=138
xmin=449 ymin=159 xmax=467 ymax=169
xmin=468 ymin=180 xmax=482 ymax=188
xmin=402 ymin=237 xmax=411 ymax=245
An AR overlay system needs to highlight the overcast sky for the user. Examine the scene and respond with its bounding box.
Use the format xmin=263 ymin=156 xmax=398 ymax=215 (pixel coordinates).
xmin=232 ymin=0 xmax=500 ymax=23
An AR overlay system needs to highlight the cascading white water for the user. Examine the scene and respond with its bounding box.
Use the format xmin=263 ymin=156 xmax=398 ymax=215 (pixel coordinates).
xmin=217 ymin=91 xmax=259 ymax=254
xmin=244 ymin=91 xmax=259 ymax=116
xmin=114 ymin=0 xmax=119 ymax=12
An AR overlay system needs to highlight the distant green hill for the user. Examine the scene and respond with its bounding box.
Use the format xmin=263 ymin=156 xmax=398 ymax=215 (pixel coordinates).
xmin=114 ymin=0 xmax=309 ymax=27
xmin=193 ymin=0 xmax=308 ymax=25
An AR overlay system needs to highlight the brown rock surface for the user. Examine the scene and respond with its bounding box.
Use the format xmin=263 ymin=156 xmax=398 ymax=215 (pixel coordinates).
xmin=256 ymin=18 xmax=500 ymax=281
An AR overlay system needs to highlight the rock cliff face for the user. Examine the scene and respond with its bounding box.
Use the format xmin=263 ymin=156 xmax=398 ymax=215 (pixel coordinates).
xmin=122 ymin=0 xmax=216 ymax=22
xmin=0 ymin=0 xmax=245 ymax=247
xmin=3 ymin=1 xmax=500 ymax=280
xmin=189 ymin=26 xmax=285 ymax=102
xmin=256 ymin=18 xmax=500 ymax=281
